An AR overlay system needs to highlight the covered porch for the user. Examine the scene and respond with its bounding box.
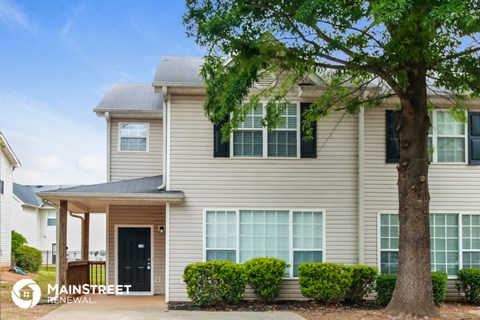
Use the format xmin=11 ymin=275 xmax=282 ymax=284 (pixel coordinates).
xmin=37 ymin=175 xmax=184 ymax=296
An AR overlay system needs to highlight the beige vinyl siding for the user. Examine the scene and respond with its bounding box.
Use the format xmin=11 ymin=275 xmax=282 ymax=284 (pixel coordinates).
xmin=168 ymin=96 xmax=359 ymax=301
xmin=0 ymin=150 xmax=13 ymax=266
xmin=364 ymin=106 xmax=480 ymax=300
xmin=109 ymin=119 xmax=163 ymax=181
xmin=107 ymin=205 xmax=165 ymax=294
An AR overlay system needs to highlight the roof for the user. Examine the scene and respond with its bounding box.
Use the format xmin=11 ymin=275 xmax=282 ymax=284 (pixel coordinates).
xmin=42 ymin=175 xmax=166 ymax=194
xmin=13 ymin=184 xmax=67 ymax=208
xmin=93 ymin=83 xmax=163 ymax=115
xmin=0 ymin=132 xmax=20 ymax=167
xmin=37 ymin=175 xmax=184 ymax=213
xmin=153 ymin=56 xmax=203 ymax=86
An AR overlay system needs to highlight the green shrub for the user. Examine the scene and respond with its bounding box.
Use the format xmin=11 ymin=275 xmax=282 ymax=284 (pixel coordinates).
xmin=298 ymin=262 xmax=354 ymax=304
xmin=376 ymin=272 xmax=448 ymax=306
xmin=244 ymin=257 xmax=288 ymax=303
xmin=431 ymin=271 xmax=448 ymax=304
xmin=457 ymin=268 xmax=480 ymax=304
xmin=14 ymin=246 xmax=42 ymax=272
xmin=183 ymin=261 xmax=246 ymax=307
xmin=346 ymin=265 xmax=378 ymax=303
xmin=11 ymin=230 xmax=27 ymax=256
xmin=375 ymin=274 xmax=397 ymax=306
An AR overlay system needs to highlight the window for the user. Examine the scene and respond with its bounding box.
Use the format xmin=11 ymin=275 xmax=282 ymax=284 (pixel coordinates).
xmin=47 ymin=211 xmax=56 ymax=226
xmin=429 ymin=110 xmax=467 ymax=163
xmin=0 ymin=180 xmax=4 ymax=194
xmin=385 ymin=110 xmax=480 ymax=164
xmin=232 ymin=103 xmax=299 ymax=158
xmin=205 ymin=209 xmax=325 ymax=277
xmin=119 ymin=123 xmax=148 ymax=152
xmin=379 ymin=213 xmax=480 ymax=276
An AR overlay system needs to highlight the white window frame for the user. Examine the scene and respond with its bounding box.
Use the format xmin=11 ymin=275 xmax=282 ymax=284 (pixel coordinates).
xmin=230 ymin=102 xmax=301 ymax=159
xmin=429 ymin=110 xmax=468 ymax=164
xmin=377 ymin=212 xmax=480 ymax=279
xmin=47 ymin=211 xmax=56 ymax=227
xmin=203 ymin=208 xmax=326 ymax=278
xmin=118 ymin=122 xmax=149 ymax=152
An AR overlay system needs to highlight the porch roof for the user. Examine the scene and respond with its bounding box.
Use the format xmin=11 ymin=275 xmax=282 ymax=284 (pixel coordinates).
xmin=37 ymin=175 xmax=184 ymax=213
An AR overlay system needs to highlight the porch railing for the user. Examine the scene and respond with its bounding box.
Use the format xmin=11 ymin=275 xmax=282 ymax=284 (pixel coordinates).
xmin=66 ymin=260 xmax=106 ymax=292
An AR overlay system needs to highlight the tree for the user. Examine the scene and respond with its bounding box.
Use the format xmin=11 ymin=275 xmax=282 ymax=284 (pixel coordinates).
xmin=184 ymin=0 xmax=479 ymax=317
xmin=11 ymin=230 xmax=27 ymax=255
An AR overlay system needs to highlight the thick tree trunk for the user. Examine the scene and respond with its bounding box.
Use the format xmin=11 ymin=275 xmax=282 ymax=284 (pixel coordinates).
xmin=385 ymin=67 xmax=439 ymax=318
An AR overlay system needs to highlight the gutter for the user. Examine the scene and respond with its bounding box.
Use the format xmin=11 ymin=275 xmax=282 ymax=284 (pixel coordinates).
xmin=36 ymin=192 xmax=184 ymax=202
xmin=358 ymin=107 xmax=365 ymax=264
xmin=105 ymin=112 xmax=111 ymax=182
xmin=157 ymin=86 xmax=168 ymax=190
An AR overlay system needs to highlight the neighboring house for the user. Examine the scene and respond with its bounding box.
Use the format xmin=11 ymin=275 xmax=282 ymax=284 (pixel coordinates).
xmin=11 ymin=183 xmax=107 ymax=263
xmin=39 ymin=56 xmax=480 ymax=301
xmin=0 ymin=132 xmax=20 ymax=266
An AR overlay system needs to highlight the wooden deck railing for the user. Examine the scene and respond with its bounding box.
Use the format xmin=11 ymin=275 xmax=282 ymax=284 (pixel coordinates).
xmin=89 ymin=261 xmax=106 ymax=286
xmin=66 ymin=260 xmax=106 ymax=293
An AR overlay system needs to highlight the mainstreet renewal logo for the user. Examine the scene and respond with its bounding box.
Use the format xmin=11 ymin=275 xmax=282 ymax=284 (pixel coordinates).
xmin=11 ymin=279 xmax=132 ymax=308
xmin=11 ymin=279 xmax=41 ymax=309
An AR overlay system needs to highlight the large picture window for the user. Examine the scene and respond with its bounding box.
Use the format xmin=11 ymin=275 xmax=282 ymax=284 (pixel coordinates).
xmin=119 ymin=123 xmax=148 ymax=152
xmin=205 ymin=209 xmax=325 ymax=277
xmin=379 ymin=213 xmax=480 ymax=276
xmin=233 ymin=103 xmax=300 ymax=158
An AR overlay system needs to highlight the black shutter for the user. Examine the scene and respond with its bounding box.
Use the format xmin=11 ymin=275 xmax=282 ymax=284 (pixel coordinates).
xmin=0 ymin=180 xmax=3 ymax=194
xmin=469 ymin=112 xmax=480 ymax=165
xmin=386 ymin=110 xmax=400 ymax=163
xmin=300 ymin=103 xmax=317 ymax=158
xmin=213 ymin=115 xmax=230 ymax=157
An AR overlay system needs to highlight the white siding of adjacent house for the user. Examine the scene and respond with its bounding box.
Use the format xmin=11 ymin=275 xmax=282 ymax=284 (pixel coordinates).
xmin=167 ymin=95 xmax=359 ymax=301
xmin=364 ymin=105 xmax=480 ymax=299
xmin=109 ymin=119 xmax=163 ymax=182
xmin=107 ymin=205 xmax=166 ymax=294
xmin=0 ymin=150 xmax=13 ymax=266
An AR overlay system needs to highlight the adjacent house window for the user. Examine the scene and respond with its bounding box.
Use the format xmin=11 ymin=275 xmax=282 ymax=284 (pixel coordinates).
xmin=205 ymin=209 xmax=325 ymax=277
xmin=429 ymin=110 xmax=467 ymax=163
xmin=0 ymin=180 xmax=4 ymax=194
xmin=47 ymin=211 xmax=57 ymax=226
xmin=232 ymin=103 xmax=300 ymax=158
xmin=379 ymin=213 xmax=480 ymax=276
xmin=119 ymin=123 xmax=148 ymax=152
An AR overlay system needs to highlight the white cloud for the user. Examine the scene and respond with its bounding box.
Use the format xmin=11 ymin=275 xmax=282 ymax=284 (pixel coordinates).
xmin=0 ymin=91 xmax=106 ymax=185
xmin=0 ymin=0 xmax=34 ymax=32
xmin=77 ymin=155 xmax=104 ymax=172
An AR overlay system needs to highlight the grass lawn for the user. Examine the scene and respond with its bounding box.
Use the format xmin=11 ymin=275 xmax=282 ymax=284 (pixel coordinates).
xmin=0 ymin=267 xmax=60 ymax=320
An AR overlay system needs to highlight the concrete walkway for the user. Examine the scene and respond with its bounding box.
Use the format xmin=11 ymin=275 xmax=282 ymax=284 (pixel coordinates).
xmin=40 ymin=295 xmax=305 ymax=320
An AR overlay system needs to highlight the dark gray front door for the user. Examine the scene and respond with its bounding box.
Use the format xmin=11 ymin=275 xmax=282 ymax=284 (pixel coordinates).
xmin=118 ymin=227 xmax=151 ymax=292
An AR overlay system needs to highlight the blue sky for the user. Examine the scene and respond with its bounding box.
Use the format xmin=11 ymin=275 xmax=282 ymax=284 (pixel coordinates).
xmin=0 ymin=0 xmax=202 ymax=184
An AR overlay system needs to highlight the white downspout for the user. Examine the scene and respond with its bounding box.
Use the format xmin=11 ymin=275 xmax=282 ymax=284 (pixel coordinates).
xmin=105 ymin=112 xmax=111 ymax=182
xmin=157 ymin=86 xmax=168 ymax=190
xmin=358 ymin=107 xmax=365 ymax=265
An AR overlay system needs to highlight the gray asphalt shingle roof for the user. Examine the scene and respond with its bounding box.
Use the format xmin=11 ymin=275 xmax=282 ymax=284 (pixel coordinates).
xmin=153 ymin=56 xmax=203 ymax=85
xmin=13 ymin=184 xmax=66 ymax=207
xmin=40 ymin=175 xmax=169 ymax=194
xmin=93 ymin=83 xmax=163 ymax=112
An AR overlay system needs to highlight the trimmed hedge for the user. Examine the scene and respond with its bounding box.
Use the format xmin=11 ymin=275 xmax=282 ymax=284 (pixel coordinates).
xmin=457 ymin=268 xmax=480 ymax=304
xmin=14 ymin=245 xmax=42 ymax=273
xmin=244 ymin=257 xmax=288 ymax=302
xmin=375 ymin=272 xmax=447 ymax=306
xmin=183 ymin=261 xmax=246 ymax=307
xmin=298 ymin=262 xmax=354 ymax=304
xmin=346 ymin=265 xmax=378 ymax=303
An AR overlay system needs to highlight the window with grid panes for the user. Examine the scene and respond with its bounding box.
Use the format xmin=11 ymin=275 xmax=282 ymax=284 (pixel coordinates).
xmin=205 ymin=210 xmax=237 ymax=262
xmin=428 ymin=110 xmax=467 ymax=163
xmin=120 ymin=123 xmax=148 ymax=152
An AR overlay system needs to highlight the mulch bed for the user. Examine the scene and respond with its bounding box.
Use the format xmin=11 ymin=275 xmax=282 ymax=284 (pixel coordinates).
xmin=168 ymin=300 xmax=381 ymax=312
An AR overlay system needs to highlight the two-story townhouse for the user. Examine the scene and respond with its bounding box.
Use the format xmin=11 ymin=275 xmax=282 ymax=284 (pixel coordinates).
xmin=0 ymin=131 xmax=20 ymax=266
xmin=39 ymin=56 xmax=480 ymax=302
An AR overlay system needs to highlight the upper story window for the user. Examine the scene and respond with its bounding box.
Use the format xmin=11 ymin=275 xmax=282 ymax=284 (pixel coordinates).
xmin=429 ymin=110 xmax=467 ymax=163
xmin=47 ymin=211 xmax=56 ymax=226
xmin=119 ymin=123 xmax=148 ymax=152
xmin=386 ymin=110 xmax=480 ymax=164
xmin=233 ymin=103 xmax=299 ymax=158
